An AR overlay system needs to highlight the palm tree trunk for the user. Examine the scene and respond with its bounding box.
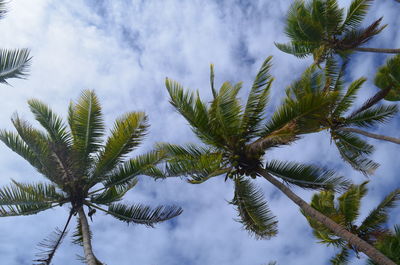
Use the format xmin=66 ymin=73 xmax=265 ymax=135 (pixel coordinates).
xmin=354 ymin=47 xmax=400 ymax=53
xmin=78 ymin=207 xmax=98 ymax=265
xmin=337 ymin=127 xmax=400 ymax=144
xmin=256 ymin=168 xmax=396 ymax=265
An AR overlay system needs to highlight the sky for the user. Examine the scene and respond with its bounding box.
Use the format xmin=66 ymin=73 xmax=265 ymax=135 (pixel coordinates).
xmin=0 ymin=0 xmax=399 ymax=264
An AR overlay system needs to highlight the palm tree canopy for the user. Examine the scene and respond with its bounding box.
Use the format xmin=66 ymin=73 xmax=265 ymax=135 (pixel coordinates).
xmin=0 ymin=90 xmax=182 ymax=263
xmin=285 ymin=62 xmax=398 ymax=175
xmin=304 ymin=182 xmax=400 ymax=264
xmin=368 ymin=225 xmax=400 ymax=265
xmin=160 ymin=57 xmax=349 ymax=239
xmin=276 ymin=0 xmax=386 ymax=63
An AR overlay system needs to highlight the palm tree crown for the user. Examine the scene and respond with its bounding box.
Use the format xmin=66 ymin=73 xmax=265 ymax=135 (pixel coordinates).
xmin=304 ymin=182 xmax=400 ymax=264
xmin=0 ymin=90 xmax=182 ymax=264
xmin=276 ymin=0 xmax=399 ymax=64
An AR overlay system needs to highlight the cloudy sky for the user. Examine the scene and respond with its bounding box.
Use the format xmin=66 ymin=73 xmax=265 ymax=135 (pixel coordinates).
xmin=0 ymin=0 xmax=399 ymax=264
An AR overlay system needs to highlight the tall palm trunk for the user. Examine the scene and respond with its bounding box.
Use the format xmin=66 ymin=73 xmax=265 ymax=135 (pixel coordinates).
xmin=337 ymin=127 xmax=400 ymax=144
xmin=78 ymin=207 xmax=98 ymax=265
xmin=354 ymin=47 xmax=400 ymax=54
xmin=256 ymin=168 xmax=396 ymax=265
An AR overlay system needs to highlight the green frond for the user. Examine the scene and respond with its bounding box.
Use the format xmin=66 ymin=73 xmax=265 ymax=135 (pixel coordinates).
xmin=330 ymin=248 xmax=350 ymax=265
xmin=341 ymin=0 xmax=372 ymax=31
xmin=264 ymin=160 xmax=349 ymax=191
xmin=209 ymin=81 xmax=243 ymax=141
xmin=0 ymin=130 xmax=42 ymax=172
xmin=260 ymin=92 xmax=334 ymax=138
xmin=370 ymin=225 xmax=400 ymax=264
xmin=106 ymin=203 xmax=183 ymax=227
xmin=166 ymin=78 xmax=225 ymax=148
xmin=90 ymin=178 xmax=138 ymax=205
xmin=359 ymin=188 xmax=400 ymax=235
xmin=337 ymin=182 xmax=368 ymax=223
xmin=374 ymin=54 xmax=400 ymax=101
xmin=332 ymin=130 xmax=379 ymax=175
xmin=28 ymin=99 xmax=71 ymax=146
xmin=69 ymin=90 xmax=104 ymax=173
xmin=11 ymin=180 xmax=65 ymax=201
xmin=274 ymin=42 xmax=314 ymax=58
xmin=333 ymin=77 xmax=365 ymax=116
xmin=93 ymin=112 xmax=148 ymax=179
xmin=102 ymin=150 xmax=166 ymax=188
xmin=344 ymin=104 xmax=398 ymax=128
xmin=0 ymin=48 xmax=31 ymax=84
xmin=231 ymin=177 xmax=278 ymax=239
xmin=241 ymin=56 xmax=273 ymax=140
xmin=340 ymin=18 xmax=386 ymax=50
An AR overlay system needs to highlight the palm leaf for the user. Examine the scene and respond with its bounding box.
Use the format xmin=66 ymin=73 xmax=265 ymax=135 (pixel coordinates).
xmin=359 ymin=188 xmax=400 ymax=234
xmin=0 ymin=48 xmax=31 ymax=84
xmin=28 ymin=99 xmax=71 ymax=146
xmin=69 ymin=90 xmax=104 ymax=174
xmin=274 ymin=42 xmax=314 ymax=58
xmin=106 ymin=203 xmax=183 ymax=227
xmin=231 ymin=177 xmax=278 ymax=239
xmin=33 ymin=212 xmax=73 ymax=265
xmin=337 ymin=182 xmax=367 ymax=224
xmin=332 ymin=130 xmax=379 ymax=175
xmin=341 ymin=0 xmax=373 ymax=31
xmin=333 ymin=77 xmax=365 ymax=116
xmin=241 ymin=56 xmax=273 ymax=140
xmin=90 ymin=178 xmax=138 ymax=205
xmin=264 ymin=160 xmax=349 ymax=191
xmin=374 ymin=54 xmax=400 ymax=101
xmin=93 ymin=112 xmax=148 ymax=179
xmin=344 ymin=104 xmax=398 ymax=128
xmin=330 ymin=247 xmax=350 ymax=265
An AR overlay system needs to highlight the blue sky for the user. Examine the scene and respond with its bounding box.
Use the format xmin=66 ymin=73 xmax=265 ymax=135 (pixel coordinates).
xmin=0 ymin=0 xmax=399 ymax=264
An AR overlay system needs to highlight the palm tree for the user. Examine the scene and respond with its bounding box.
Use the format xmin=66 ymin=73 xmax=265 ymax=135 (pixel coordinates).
xmin=374 ymin=54 xmax=400 ymax=102
xmin=0 ymin=90 xmax=182 ymax=265
xmin=0 ymin=1 xmax=31 ymax=84
xmin=159 ymin=57 xmax=395 ymax=265
xmin=275 ymin=0 xmax=400 ymax=64
xmin=285 ymin=61 xmax=399 ymax=175
xmin=304 ymin=182 xmax=400 ymax=264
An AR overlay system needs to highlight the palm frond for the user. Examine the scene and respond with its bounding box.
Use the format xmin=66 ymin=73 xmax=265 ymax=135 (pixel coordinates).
xmin=0 ymin=48 xmax=31 ymax=84
xmin=28 ymin=99 xmax=71 ymax=146
xmin=337 ymin=182 xmax=367 ymax=224
xmin=342 ymin=0 xmax=373 ymax=31
xmin=274 ymin=42 xmax=314 ymax=58
xmin=231 ymin=177 xmax=278 ymax=239
xmin=33 ymin=211 xmax=73 ymax=265
xmin=241 ymin=57 xmax=273 ymax=140
xmin=69 ymin=90 xmax=104 ymax=173
xmin=359 ymin=188 xmax=400 ymax=234
xmin=344 ymin=104 xmax=398 ymax=128
xmin=370 ymin=225 xmax=400 ymax=264
xmin=264 ymin=160 xmax=349 ymax=191
xmin=332 ymin=130 xmax=379 ymax=175
xmin=102 ymin=150 xmax=166 ymax=188
xmin=106 ymin=203 xmax=183 ymax=227
xmin=166 ymin=78 xmax=225 ymax=148
xmin=93 ymin=112 xmax=148 ymax=179
xmin=340 ymin=18 xmax=386 ymax=50
xmin=0 ymin=0 xmax=7 ymax=18
xmin=333 ymin=77 xmax=365 ymax=116
xmin=90 ymin=178 xmax=138 ymax=205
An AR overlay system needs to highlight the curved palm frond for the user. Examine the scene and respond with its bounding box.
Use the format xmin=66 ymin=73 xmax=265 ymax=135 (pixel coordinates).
xmin=264 ymin=160 xmax=349 ymax=191
xmin=93 ymin=112 xmax=148 ymax=179
xmin=0 ymin=48 xmax=31 ymax=84
xmin=359 ymin=189 xmax=400 ymax=235
xmin=231 ymin=177 xmax=278 ymax=239
xmin=333 ymin=77 xmax=365 ymax=116
xmin=28 ymin=99 xmax=71 ymax=146
xmin=369 ymin=225 xmax=400 ymax=264
xmin=104 ymin=203 xmax=183 ymax=227
xmin=241 ymin=56 xmax=273 ymax=140
xmin=344 ymin=104 xmax=398 ymax=128
xmin=341 ymin=0 xmax=373 ymax=31
xmin=330 ymin=247 xmax=350 ymax=265
xmin=337 ymin=182 xmax=367 ymax=224
xmin=90 ymin=178 xmax=138 ymax=205
xmin=69 ymin=90 xmax=104 ymax=173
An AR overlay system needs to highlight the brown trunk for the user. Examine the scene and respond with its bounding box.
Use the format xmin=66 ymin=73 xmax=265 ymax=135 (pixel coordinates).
xmin=337 ymin=127 xmax=400 ymax=145
xmin=257 ymin=168 xmax=396 ymax=265
xmin=354 ymin=47 xmax=400 ymax=53
xmin=78 ymin=207 xmax=98 ymax=265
